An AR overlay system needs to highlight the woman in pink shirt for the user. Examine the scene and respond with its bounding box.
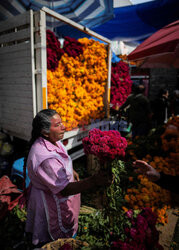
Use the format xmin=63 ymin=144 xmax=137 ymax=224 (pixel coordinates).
xmin=24 ymin=109 xmax=110 ymax=248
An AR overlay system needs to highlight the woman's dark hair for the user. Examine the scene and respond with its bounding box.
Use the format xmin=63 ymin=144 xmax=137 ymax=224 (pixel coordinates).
xmin=133 ymin=84 xmax=145 ymax=94
xmin=158 ymin=88 xmax=168 ymax=97
xmin=23 ymin=109 xmax=58 ymax=192
xmin=30 ymin=109 xmax=58 ymax=146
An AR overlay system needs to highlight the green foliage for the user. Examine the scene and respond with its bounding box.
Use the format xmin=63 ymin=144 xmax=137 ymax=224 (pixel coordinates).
xmin=12 ymin=205 xmax=27 ymax=221
xmin=0 ymin=205 xmax=31 ymax=250
xmin=77 ymin=159 xmax=134 ymax=249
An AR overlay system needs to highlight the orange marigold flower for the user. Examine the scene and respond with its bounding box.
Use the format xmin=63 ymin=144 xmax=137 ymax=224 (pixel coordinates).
xmin=129 ymin=177 xmax=133 ymax=182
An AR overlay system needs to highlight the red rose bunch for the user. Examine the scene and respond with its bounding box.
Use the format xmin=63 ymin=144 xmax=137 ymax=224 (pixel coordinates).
xmin=112 ymin=208 xmax=163 ymax=250
xmin=110 ymin=61 xmax=132 ymax=110
xmin=82 ymin=128 xmax=128 ymax=163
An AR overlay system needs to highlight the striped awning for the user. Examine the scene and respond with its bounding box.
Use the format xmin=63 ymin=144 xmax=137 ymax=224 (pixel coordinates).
xmin=0 ymin=0 xmax=114 ymax=29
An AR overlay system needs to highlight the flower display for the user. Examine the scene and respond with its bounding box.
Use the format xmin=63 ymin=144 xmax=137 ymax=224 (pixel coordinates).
xmin=77 ymin=164 xmax=164 ymax=250
xmin=161 ymin=126 xmax=179 ymax=153
xmin=124 ymin=174 xmax=171 ymax=225
xmin=82 ymin=128 xmax=127 ymax=163
xmin=47 ymin=34 xmax=108 ymax=131
xmin=110 ymin=61 xmax=132 ymax=110
xmin=63 ymin=36 xmax=83 ymax=57
xmin=167 ymin=115 xmax=179 ymax=127
xmin=125 ymin=118 xmax=179 ymax=225
xmin=112 ymin=208 xmax=163 ymax=250
xmin=46 ymin=30 xmax=64 ymax=71
xmin=45 ymin=30 xmax=175 ymax=249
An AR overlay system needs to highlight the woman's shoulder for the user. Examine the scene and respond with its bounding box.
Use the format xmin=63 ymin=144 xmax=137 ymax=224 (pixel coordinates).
xmin=27 ymin=138 xmax=55 ymax=170
xmin=29 ymin=138 xmax=50 ymax=158
xmin=31 ymin=137 xmax=46 ymax=149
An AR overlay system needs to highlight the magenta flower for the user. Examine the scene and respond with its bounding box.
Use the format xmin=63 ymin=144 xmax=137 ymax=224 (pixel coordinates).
xmin=141 ymin=207 xmax=157 ymax=226
xmin=126 ymin=209 xmax=133 ymax=219
xmin=136 ymin=214 xmax=148 ymax=231
xmin=130 ymin=228 xmax=137 ymax=239
xmin=115 ymin=208 xmax=163 ymax=250
xmin=82 ymin=128 xmax=127 ymax=163
xmin=110 ymin=61 xmax=132 ymax=110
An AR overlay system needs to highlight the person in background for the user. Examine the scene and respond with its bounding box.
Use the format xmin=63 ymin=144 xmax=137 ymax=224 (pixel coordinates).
xmin=133 ymin=160 xmax=179 ymax=194
xmin=153 ymin=88 xmax=170 ymax=126
xmin=23 ymin=109 xmax=111 ymax=248
xmin=170 ymin=89 xmax=179 ymax=116
xmin=119 ymin=84 xmax=153 ymax=139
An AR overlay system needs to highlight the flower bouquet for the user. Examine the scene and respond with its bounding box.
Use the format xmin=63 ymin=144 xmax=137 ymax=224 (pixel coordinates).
xmin=82 ymin=128 xmax=128 ymax=207
xmin=82 ymin=128 xmax=128 ymax=167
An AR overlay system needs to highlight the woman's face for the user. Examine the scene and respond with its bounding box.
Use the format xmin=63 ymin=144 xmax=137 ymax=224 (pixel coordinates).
xmin=163 ymin=91 xmax=169 ymax=98
xmin=48 ymin=113 xmax=66 ymax=144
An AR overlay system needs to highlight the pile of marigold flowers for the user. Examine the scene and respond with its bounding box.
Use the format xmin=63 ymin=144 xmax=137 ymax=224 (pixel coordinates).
xmin=47 ymin=31 xmax=108 ymax=131
xmin=124 ymin=117 xmax=179 ymax=225
xmin=161 ymin=120 xmax=179 ymax=154
xmin=167 ymin=115 xmax=179 ymax=128
xmin=124 ymin=174 xmax=171 ymax=225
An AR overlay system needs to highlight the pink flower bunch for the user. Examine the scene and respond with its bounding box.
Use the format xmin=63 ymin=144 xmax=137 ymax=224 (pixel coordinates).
xmin=82 ymin=128 xmax=128 ymax=163
xmin=111 ymin=208 xmax=163 ymax=250
xmin=46 ymin=30 xmax=64 ymax=71
xmin=110 ymin=61 xmax=132 ymax=110
xmin=63 ymin=36 xmax=83 ymax=57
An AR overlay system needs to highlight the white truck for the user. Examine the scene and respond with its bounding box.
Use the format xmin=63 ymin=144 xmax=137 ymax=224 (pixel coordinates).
xmin=0 ymin=8 xmax=112 ymax=160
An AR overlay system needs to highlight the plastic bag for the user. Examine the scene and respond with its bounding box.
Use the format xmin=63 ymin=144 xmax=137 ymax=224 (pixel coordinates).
xmin=0 ymin=175 xmax=21 ymax=220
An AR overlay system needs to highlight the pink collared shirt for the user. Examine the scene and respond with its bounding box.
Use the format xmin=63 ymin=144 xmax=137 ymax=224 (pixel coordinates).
xmin=25 ymin=137 xmax=81 ymax=245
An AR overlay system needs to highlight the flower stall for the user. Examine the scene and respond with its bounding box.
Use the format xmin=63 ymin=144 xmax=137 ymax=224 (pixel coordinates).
xmin=72 ymin=129 xmax=167 ymax=249
xmin=1 ymin=7 xmax=178 ymax=250
xmin=125 ymin=117 xmax=179 ymax=225
xmin=47 ymin=33 xmax=109 ymax=131
xmin=39 ymin=7 xmax=113 ymax=160
xmin=73 ymin=118 xmax=178 ymax=249
xmin=0 ymin=7 xmax=111 ymax=151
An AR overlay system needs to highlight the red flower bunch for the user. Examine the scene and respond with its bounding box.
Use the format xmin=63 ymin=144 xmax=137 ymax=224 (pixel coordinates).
xmin=82 ymin=128 xmax=127 ymax=163
xmin=46 ymin=30 xmax=65 ymax=71
xmin=63 ymin=36 xmax=83 ymax=58
xmin=46 ymin=31 xmax=84 ymax=71
xmin=63 ymin=36 xmax=83 ymax=57
xmin=112 ymin=208 xmax=163 ymax=250
xmin=110 ymin=61 xmax=132 ymax=110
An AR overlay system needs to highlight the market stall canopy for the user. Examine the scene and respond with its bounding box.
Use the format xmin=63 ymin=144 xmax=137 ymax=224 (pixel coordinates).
xmin=0 ymin=0 xmax=113 ymax=29
xmin=1 ymin=1 xmax=178 ymax=46
xmin=127 ymin=20 xmax=179 ymax=68
xmin=92 ymin=0 xmax=179 ymax=44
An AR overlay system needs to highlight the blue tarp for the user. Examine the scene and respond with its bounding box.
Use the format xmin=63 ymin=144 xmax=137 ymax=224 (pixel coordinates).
xmin=1 ymin=0 xmax=178 ymax=44
xmin=92 ymin=0 xmax=179 ymax=43
xmin=56 ymin=0 xmax=179 ymax=44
